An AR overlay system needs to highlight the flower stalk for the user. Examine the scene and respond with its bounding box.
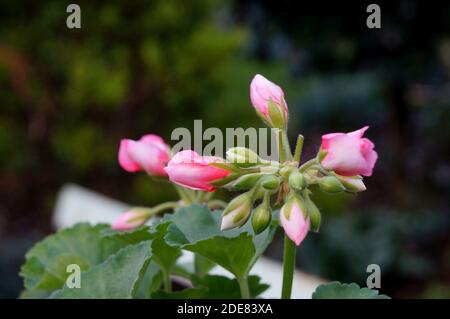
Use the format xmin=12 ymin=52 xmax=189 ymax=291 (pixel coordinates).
xmin=281 ymin=234 xmax=296 ymax=299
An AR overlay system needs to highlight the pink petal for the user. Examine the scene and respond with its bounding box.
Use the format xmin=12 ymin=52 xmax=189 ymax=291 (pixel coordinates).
xmin=118 ymin=140 xmax=142 ymax=172
xmin=348 ymin=126 xmax=369 ymax=138
xmin=280 ymin=202 xmax=310 ymax=246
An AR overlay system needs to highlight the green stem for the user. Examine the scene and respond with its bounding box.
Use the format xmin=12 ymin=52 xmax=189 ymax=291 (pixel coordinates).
xmin=299 ymin=158 xmax=317 ymax=172
xmin=163 ymin=269 xmax=171 ymax=292
xmin=281 ymin=234 xmax=296 ymax=299
xmin=207 ymin=199 xmax=227 ymax=209
xmin=194 ymin=255 xmax=206 ymax=278
xmin=282 ymin=131 xmax=293 ymax=161
xmin=294 ymin=134 xmax=304 ymax=163
xmin=151 ymin=201 xmax=180 ymax=213
xmin=175 ymin=186 xmax=191 ymax=204
xmin=127 ymin=202 xmax=179 ymax=224
xmin=277 ymin=130 xmax=285 ymax=163
xmin=238 ymin=276 xmax=250 ymax=299
xmin=175 ymin=186 xmax=197 ymax=204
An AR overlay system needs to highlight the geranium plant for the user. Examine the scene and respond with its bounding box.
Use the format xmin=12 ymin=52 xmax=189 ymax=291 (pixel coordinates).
xmin=19 ymin=74 xmax=388 ymax=299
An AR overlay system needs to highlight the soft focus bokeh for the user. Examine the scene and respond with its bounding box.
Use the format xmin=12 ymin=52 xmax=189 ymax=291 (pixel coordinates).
xmin=1 ymin=0 xmax=449 ymax=298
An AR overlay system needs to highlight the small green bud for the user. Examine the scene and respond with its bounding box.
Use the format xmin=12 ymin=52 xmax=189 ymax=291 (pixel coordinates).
xmin=260 ymin=175 xmax=281 ymax=190
xmin=251 ymin=199 xmax=272 ymax=234
xmin=306 ymin=199 xmax=321 ymax=232
xmin=221 ymin=192 xmax=253 ymax=230
xmin=226 ymin=147 xmax=261 ymax=166
xmin=288 ymin=171 xmax=305 ymax=191
xmin=318 ymin=176 xmax=345 ymax=193
xmin=230 ymin=173 xmax=263 ymax=190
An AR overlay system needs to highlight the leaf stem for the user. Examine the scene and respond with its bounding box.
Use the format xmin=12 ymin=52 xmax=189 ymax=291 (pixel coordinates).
xmin=194 ymin=255 xmax=206 ymax=278
xmin=281 ymin=234 xmax=296 ymax=299
xmin=162 ymin=269 xmax=171 ymax=292
xmin=238 ymin=275 xmax=250 ymax=299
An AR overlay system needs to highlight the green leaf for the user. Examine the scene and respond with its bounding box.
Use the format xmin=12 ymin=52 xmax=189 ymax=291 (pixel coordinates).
xmin=149 ymin=222 xmax=181 ymax=275
xmin=20 ymin=223 xmax=108 ymax=291
xmin=164 ymin=205 xmax=277 ymax=279
xmin=312 ymin=282 xmax=391 ymax=299
xmin=183 ymin=233 xmax=255 ymax=278
xmin=152 ymin=287 xmax=206 ymax=299
xmin=51 ymin=241 xmax=152 ymax=299
xmin=19 ymin=289 xmax=52 ymax=299
xmin=100 ymin=226 xmax=153 ymax=257
xmin=193 ymin=254 xmax=216 ymax=277
xmin=153 ymin=275 xmax=268 ymax=299
xmin=130 ymin=260 xmax=163 ymax=299
xmin=20 ymin=223 xmax=153 ymax=294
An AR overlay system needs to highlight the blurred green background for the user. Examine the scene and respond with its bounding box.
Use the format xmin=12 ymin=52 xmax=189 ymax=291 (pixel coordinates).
xmin=1 ymin=0 xmax=449 ymax=298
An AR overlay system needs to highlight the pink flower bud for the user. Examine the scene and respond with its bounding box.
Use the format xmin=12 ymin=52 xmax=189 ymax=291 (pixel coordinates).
xmin=164 ymin=150 xmax=231 ymax=192
xmin=112 ymin=208 xmax=149 ymax=231
xmin=118 ymin=134 xmax=170 ymax=176
xmin=250 ymin=74 xmax=288 ymax=128
xmin=320 ymin=126 xmax=378 ymax=177
xmin=280 ymin=196 xmax=310 ymax=246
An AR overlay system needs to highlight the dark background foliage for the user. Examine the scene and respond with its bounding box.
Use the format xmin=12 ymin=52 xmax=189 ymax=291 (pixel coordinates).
xmin=0 ymin=0 xmax=449 ymax=298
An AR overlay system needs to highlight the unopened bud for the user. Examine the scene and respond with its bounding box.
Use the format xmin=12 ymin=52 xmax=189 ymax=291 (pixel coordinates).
xmin=267 ymin=99 xmax=287 ymax=129
xmin=288 ymin=171 xmax=305 ymax=191
xmin=220 ymin=192 xmax=253 ymax=230
xmin=231 ymin=173 xmax=263 ymax=190
xmin=305 ymin=198 xmax=321 ymax=232
xmin=336 ymin=174 xmax=366 ymax=192
xmin=260 ymin=175 xmax=281 ymax=190
xmin=226 ymin=147 xmax=261 ymax=166
xmin=280 ymin=195 xmax=310 ymax=246
xmin=318 ymin=176 xmax=345 ymax=193
xmin=251 ymin=197 xmax=272 ymax=234
xmin=112 ymin=208 xmax=150 ymax=231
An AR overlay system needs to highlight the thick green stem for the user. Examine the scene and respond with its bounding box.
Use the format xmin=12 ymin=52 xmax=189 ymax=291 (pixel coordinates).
xmin=281 ymin=234 xmax=296 ymax=299
xmin=238 ymin=276 xmax=250 ymax=299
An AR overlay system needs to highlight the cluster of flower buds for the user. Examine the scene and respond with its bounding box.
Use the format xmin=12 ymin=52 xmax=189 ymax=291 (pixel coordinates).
xmin=115 ymin=74 xmax=377 ymax=248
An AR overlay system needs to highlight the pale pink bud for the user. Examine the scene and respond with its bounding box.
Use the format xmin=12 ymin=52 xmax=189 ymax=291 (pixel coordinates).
xmin=320 ymin=126 xmax=378 ymax=177
xmin=336 ymin=174 xmax=366 ymax=192
xmin=280 ymin=197 xmax=310 ymax=246
xmin=112 ymin=208 xmax=149 ymax=231
xmin=118 ymin=134 xmax=170 ymax=176
xmin=250 ymin=74 xmax=288 ymax=128
xmin=164 ymin=150 xmax=231 ymax=192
